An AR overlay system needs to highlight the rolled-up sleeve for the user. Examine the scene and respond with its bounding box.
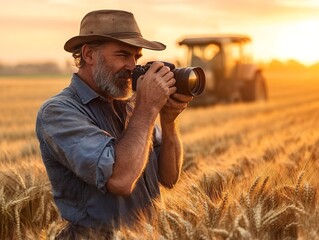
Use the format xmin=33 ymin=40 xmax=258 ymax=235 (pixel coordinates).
xmin=96 ymin=142 xmax=115 ymax=192
xmin=37 ymin=98 xmax=115 ymax=191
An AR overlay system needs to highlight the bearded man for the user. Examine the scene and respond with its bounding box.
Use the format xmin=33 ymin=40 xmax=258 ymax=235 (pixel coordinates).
xmin=36 ymin=9 xmax=192 ymax=236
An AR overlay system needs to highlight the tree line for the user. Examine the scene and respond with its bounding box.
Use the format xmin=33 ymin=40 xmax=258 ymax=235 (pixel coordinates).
xmin=0 ymin=61 xmax=74 ymax=76
xmin=0 ymin=59 xmax=318 ymax=76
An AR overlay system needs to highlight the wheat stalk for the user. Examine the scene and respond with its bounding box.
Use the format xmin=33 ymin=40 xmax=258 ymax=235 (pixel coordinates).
xmin=8 ymin=167 xmax=27 ymax=190
xmin=158 ymin=210 xmax=173 ymax=239
xmin=295 ymin=171 xmax=305 ymax=196
xmin=252 ymin=202 xmax=263 ymax=233
xmin=236 ymin=226 xmax=252 ymax=239
xmin=258 ymin=176 xmax=269 ymax=197
xmin=0 ymin=187 xmax=5 ymax=218
xmin=193 ymin=224 xmax=210 ymax=240
xmin=202 ymin=198 xmax=211 ymax=226
xmin=302 ymin=182 xmax=315 ymax=206
xmin=14 ymin=203 xmax=22 ymax=240
xmin=165 ymin=210 xmax=194 ymax=239
xmin=288 ymin=205 xmax=307 ymax=216
xmin=213 ymin=191 xmax=228 ymax=226
xmin=233 ymin=212 xmax=250 ymax=230
xmin=262 ymin=206 xmax=289 ymax=226
xmin=242 ymin=177 xmax=262 ymax=219
xmin=211 ymin=228 xmax=229 ymax=238
xmin=45 ymin=206 xmax=51 ymax=227
xmin=33 ymin=193 xmax=45 ymax=223
xmin=249 ymin=176 xmax=261 ymax=197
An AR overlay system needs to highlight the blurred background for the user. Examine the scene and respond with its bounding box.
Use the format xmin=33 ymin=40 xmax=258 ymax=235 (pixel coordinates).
xmin=1 ymin=0 xmax=319 ymax=75
xmin=1 ymin=2 xmax=319 ymax=238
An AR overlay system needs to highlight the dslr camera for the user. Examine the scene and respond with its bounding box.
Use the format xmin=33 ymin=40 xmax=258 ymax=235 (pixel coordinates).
xmin=131 ymin=61 xmax=205 ymax=96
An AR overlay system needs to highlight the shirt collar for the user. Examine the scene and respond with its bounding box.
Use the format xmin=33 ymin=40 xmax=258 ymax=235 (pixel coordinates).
xmin=70 ymin=73 xmax=107 ymax=104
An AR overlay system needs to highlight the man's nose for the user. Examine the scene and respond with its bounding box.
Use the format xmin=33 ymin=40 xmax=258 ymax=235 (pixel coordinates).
xmin=126 ymin=57 xmax=137 ymax=71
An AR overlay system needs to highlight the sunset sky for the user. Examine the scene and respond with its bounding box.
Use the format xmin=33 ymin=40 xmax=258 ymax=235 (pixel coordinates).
xmin=1 ymin=0 xmax=319 ymax=67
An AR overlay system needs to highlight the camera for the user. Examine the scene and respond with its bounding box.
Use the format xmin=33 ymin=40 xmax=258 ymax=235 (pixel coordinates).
xmin=131 ymin=61 xmax=206 ymax=96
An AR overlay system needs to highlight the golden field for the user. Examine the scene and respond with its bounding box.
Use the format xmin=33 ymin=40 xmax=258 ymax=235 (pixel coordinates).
xmin=1 ymin=69 xmax=319 ymax=239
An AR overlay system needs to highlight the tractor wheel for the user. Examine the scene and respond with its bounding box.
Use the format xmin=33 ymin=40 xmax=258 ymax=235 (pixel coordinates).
xmin=241 ymin=72 xmax=267 ymax=102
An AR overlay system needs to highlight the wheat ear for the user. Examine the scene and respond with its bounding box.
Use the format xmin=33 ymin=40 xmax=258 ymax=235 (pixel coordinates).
xmin=295 ymin=171 xmax=305 ymax=196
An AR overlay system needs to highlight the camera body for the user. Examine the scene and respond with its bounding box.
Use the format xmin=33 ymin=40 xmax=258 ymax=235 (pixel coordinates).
xmin=131 ymin=61 xmax=205 ymax=97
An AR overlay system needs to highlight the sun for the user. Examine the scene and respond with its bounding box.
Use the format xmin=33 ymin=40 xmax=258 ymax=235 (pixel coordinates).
xmin=274 ymin=18 xmax=319 ymax=65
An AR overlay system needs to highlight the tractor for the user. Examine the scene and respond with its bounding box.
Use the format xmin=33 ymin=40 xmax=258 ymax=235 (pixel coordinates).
xmin=178 ymin=34 xmax=267 ymax=106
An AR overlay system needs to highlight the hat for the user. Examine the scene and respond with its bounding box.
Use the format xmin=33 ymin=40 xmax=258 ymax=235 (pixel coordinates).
xmin=64 ymin=10 xmax=166 ymax=52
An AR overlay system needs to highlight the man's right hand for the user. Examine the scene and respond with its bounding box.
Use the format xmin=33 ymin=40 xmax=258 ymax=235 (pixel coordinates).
xmin=135 ymin=61 xmax=176 ymax=115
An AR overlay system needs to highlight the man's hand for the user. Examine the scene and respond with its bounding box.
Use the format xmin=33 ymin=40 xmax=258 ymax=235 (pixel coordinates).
xmin=160 ymin=93 xmax=193 ymax=124
xmin=135 ymin=62 xmax=176 ymax=116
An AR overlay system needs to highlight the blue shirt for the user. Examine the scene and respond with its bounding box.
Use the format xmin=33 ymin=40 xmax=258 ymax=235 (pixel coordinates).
xmin=36 ymin=74 xmax=161 ymax=228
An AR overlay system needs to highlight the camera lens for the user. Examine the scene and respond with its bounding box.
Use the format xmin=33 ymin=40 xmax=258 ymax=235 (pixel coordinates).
xmin=173 ymin=67 xmax=206 ymax=96
xmin=188 ymin=71 xmax=197 ymax=90
xmin=132 ymin=62 xmax=206 ymax=97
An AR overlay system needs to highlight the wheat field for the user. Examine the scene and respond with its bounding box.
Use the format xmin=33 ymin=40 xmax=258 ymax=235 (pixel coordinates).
xmin=0 ymin=70 xmax=319 ymax=239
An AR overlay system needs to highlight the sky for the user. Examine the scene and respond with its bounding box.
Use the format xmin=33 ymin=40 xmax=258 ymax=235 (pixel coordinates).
xmin=1 ymin=0 xmax=319 ymax=67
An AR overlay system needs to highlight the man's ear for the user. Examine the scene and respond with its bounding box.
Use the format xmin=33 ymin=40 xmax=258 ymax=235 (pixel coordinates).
xmin=81 ymin=44 xmax=95 ymax=65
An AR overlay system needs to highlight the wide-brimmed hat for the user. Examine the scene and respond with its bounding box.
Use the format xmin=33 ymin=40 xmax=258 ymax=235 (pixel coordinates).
xmin=64 ymin=10 xmax=166 ymax=53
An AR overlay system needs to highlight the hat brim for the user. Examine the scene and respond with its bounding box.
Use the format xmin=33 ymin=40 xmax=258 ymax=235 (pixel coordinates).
xmin=64 ymin=35 xmax=166 ymax=52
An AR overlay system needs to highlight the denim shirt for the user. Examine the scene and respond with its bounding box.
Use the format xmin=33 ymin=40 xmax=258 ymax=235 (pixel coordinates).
xmin=36 ymin=74 xmax=161 ymax=228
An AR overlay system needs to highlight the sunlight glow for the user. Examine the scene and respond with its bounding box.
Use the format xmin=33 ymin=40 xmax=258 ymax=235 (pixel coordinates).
xmin=1 ymin=1 xmax=319 ymax=66
xmin=274 ymin=19 xmax=319 ymax=65
xmin=281 ymin=0 xmax=319 ymax=8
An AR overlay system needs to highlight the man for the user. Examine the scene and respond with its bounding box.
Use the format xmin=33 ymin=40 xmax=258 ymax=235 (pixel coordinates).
xmin=36 ymin=9 xmax=192 ymax=233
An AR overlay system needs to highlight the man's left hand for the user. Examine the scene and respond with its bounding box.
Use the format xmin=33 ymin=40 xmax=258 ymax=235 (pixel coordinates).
xmin=160 ymin=93 xmax=193 ymax=124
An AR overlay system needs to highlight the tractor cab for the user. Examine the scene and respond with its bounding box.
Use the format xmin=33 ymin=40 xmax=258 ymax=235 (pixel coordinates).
xmin=179 ymin=35 xmax=267 ymax=105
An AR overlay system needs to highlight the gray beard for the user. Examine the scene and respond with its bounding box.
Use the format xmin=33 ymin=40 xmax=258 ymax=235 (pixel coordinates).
xmin=93 ymin=53 xmax=132 ymax=100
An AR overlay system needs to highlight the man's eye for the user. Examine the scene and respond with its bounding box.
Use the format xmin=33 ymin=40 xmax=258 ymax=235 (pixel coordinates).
xmin=117 ymin=54 xmax=128 ymax=58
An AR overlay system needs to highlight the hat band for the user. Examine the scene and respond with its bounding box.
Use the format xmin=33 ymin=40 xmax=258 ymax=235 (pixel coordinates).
xmin=106 ymin=32 xmax=143 ymax=38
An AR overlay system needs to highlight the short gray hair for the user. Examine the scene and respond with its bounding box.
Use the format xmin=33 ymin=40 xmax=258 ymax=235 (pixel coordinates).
xmin=72 ymin=41 xmax=107 ymax=68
